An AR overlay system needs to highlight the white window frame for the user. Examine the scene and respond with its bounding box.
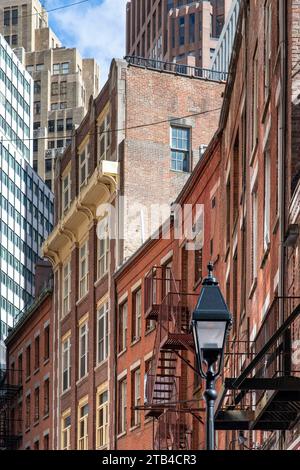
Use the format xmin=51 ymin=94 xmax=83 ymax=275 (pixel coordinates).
xmin=264 ymin=147 xmax=271 ymax=251
xmin=252 ymin=190 xmax=258 ymax=280
xmin=131 ymin=368 xmax=141 ymax=427
xmin=252 ymin=48 xmax=259 ymax=150
xmin=79 ymin=322 xmax=88 ymax=379
xmin=62 ymin=260 xmax=71 ymax=317
xmin=132 ymin=289 xmax=142 ymax=342
xmin=61 ymin=411 xmax=71 ymax=450
xmin=79 ymin=145 xmax=89 ymax=188
xmin=264 ymin=2 xmax=272 ymax=100
xmin=97 ymin=301 xmax=109 ymax=365
xmin=118 ymin=378 xmax=127 ymax=434
xmin=96 ymin=387 xmax=108 ymax=449
xmin=79 ymin=240 xmax=89 ymax=299
xmin=97 ymin=219 xmax=109 ymax=280
xmin=119 ymin=301 xmax=128 ymax=353
xmin=62 ymin=337 xmax=71 ymax=392
xmin=98 ymin=112 xmax=111 ymax=162
xmin=78 ymin=402 xmax=89 ymax=450
xmin=62 ymin=172 xmax=71 ymax=215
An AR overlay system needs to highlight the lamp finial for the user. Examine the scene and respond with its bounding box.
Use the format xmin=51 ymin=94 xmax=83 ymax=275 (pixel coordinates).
xmin=202 ymin=262 xmax=218 ymax=286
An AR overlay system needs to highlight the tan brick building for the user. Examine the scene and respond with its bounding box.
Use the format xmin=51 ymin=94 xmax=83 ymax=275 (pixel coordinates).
xmin=41 ymin=57 xmax=224 ymax=450
xmin=126 ymin=0 xmax=233 ymax=68
xmin=0 ymin=0 xmax=100 ymax=188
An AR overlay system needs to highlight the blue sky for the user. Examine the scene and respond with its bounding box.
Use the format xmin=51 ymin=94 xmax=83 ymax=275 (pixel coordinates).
xmin=45 ymin=0 xmax=127 ymax=83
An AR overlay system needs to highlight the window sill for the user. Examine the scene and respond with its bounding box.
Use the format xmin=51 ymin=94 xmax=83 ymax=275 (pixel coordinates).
xmin=249 ymin=278 xmax=257 ymax=300
xmin=272 ymin=215 xmax=279 ymax=235
xmin=129 ymin=424 xmax=141 ymax=433
xmin=117 ymin=431 xmax=127 ymax=440
xmin=33 ymin=368 xmax=40 ymax=376
xmin=131 ymin=338 xmax=141 ymax=347
xmin=61 ymin=311 xmax=71 ymax=322
xmin=117 ymin=348 xmax=127 ymax=358
xmin=193 ymin=277 xmax=203 ymax=292
xmin=261 ymin=91 xmax=271 ymax=123
xmin=76 ymin=375 xmax=88 ymax=387
xmin=76 ymin=292 xmax=89 ymax=307
xmin=43 ymin=413 xmax=49 ymax=420
xmin=170 ymin=168 xmax=190 ymax=175
xmin=43 ymin=358 xmax=50 ymax=366
xmin=61 ymin=388 xmax=71 ymax=397
xmin=25 ymin=376 xmax=30 ymax=384
xmin=94 ymin=273 xmax=108 ymax=288
xmin=25 ymin=427 xmax=30 ymax=434
xmin=94 ymin=359 xmax=108 ymax=372
xmin=33 ymin=420 xmax=39 ymax=427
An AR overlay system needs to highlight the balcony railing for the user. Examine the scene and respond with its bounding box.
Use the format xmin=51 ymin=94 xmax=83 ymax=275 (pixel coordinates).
xmin=155 ymin=410 xmax=191 ymax=451
xmin=125 ymin=56 xmax=228 ymax=82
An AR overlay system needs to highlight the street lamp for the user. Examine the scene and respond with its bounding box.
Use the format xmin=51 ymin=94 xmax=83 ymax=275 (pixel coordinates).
xmin=191 ymin=262 xmax=232 ymax=450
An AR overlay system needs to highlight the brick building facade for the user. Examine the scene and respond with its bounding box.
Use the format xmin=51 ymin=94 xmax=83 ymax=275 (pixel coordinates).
xmin=41 ymin=58 xmax=224 ymax=449
xmin=1 ymin=266 xmax=53 ymax=450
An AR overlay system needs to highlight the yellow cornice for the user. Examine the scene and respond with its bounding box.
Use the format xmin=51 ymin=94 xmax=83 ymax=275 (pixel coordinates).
xmin=42 ymin=161 xmax=118 ymax=268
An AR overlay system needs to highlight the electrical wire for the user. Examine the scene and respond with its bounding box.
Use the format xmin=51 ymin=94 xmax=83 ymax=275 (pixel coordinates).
xmin=17 ymin=0 xmax=92 ymax=19
xmin=0 ymin=107 xmax=222 ymax=144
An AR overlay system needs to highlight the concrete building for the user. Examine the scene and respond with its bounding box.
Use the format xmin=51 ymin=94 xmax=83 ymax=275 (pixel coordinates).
xmin=0 ymin=33 xmax=53 ymax=341
xmin=210 ymin=0 xmax=240 ymax=73
xmin=126 ymin=0 xmax=233 ymax=69
xmin=41 ymin=57 xmax=225 ymax=450
xmin=0 ymin=0 xmax=100 ymax=188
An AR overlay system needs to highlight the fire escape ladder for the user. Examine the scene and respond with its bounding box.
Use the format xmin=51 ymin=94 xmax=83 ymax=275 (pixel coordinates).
xmin=0 ymin=369 xmax=23 ymax=450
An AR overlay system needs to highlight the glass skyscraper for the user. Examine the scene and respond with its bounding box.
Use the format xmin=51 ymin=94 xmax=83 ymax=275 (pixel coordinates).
xmin=0 ymin=34 xmax=54 ymax=340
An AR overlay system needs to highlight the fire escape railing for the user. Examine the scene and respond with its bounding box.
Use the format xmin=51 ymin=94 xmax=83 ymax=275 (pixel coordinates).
xmin=0 ymin=368 xmax=23 ymax=450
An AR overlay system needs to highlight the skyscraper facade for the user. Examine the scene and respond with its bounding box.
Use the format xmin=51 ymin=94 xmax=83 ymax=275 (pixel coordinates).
xmin=0 ymin=0 xmax=100 ymax=189
xmin=126 ymin=0 xmax=232 ymax=68
xmin=0 ymin=33 xmax=54 ymax=341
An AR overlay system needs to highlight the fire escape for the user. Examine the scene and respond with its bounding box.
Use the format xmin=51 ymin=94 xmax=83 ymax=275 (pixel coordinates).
xmin=143 ymin=266 xmax=203 ymax=450
xmin=0 ymin=368 xmax=23 ymax=450
xmin=215 ymin=297 xmax=300 ymax=438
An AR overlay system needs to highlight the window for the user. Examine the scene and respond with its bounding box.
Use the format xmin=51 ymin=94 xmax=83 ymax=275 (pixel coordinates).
xmin=118 ymin=301 xmax=128 ymax=353
xmin=171 ymin=127 xmax=190 ymax=172
xmin=78 ymin=401 xmax=89 ymax=450
xmin=4 ymin=10 xmax=10 ymax=26
xmin=131 ymin=368 xmax=141 ymax=427
xmin=34 ymin=101 xmax=41 ymax=114
xmin=97 ymin=302 xmax=109 ymax=364
xmin=60 ymin=81 xmax=67 ymax=95
xmin=189 ymin=13 xmax=195 ymax=43
xmin=18 ymin=354 xmax=22 ymax=385
xmin=179 ymin=17 xmax=185 ymax=46
xmin=96 ymin=387 xmax=108 ymax=449
xmin=61 ymin=62 xmax=70 ymax=74
xmin=62 ymin=172 xmax=71 ymax=215
xmin=132 ymin=288 xmax=142 ymax=342
xmin=264 ymin=3 xmax=272 ymax=100
xmin=33 ymin=139 xmax=38 ymax=152
xmin=57 ymin=119 xmax=64 ymax=132
xmin=62 ymin=260 xmax=71 ymax=318
xmin=25 ymin=394 xmax=31 ymax=428
xmin=51 ymin=82 xmax=59 ymax=95
xmin=57 ymin=139 xmax=64 ymax=148
xmin=118 ymin=378 xmax=127 ymax=434
xmin=34 ymin=335 xmax=40 ymax=370
xmin=44 ymin=325 xmax=50 ymax=361
xmin=34 ymin=387 xmax=40 ymax=422
xmin=44 ymin=378 xmax=49 ymax=416
xmin=34 ymin=121 xmax=40 ymax=130
xmin=264 ymin=146 xmax=271 ymax=251
xmin=66 ymin=117 xmax=73 ymax=131
xmin=26 ymin=344 xmax=31 ymax=378
xmin=61 ymin=411 xmax=71 ymax=450
xmin=62 ymin=336 xmax=71 ymax=392
xmin=252 ymin=47 xmax=258 ymax=150
xmin=97 ymin=219 xmax=109 ymax=279
xmin=226 ymin=176 xmax=231 ymax=246
xmin=98 ymin=113 xmax=111 ymax=162
xmin=79 ymin=145 xmax=89 ymax=187
xmin=252 ymin=190 xmax=258 ymax=280
xmin=79 ymin=321 xmax=88 ymax=379
xmin=44 ymin=434 xmax=49 ymax=450
xmin=51 ymin=103 xmax=59 ymax=110
xmin=36 ymin=63 xmax=44 ymax=71
xmin=45 ymin=159 xmax=52 ymax=173
xmin=11 ymin=34 xmax=18 ymax=46
xmin=53 ymin=63 xmax=60 ymax=75
xmin=79 ymin=241 xmax=89 ymax=298
xmin=4 ymin=35 xmax=10 ymax=45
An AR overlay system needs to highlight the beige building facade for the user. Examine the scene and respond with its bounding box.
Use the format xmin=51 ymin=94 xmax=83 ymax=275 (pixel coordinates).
xmin=0 ymin=0 xmax=100 ymax=189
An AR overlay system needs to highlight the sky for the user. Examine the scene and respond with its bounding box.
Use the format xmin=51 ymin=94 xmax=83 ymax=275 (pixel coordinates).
xmin=46 ymin=0 xmax=127 ymax=84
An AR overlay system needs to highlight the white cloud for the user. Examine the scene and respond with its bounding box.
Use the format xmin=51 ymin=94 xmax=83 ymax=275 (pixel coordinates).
xmin=49 ymin=0 xmax=127 ymax=84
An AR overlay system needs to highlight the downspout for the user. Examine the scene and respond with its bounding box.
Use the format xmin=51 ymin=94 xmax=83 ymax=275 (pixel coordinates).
xmin=113 ymin=275 xmax=118 ymax=450
xmin=278 ymin=0 xmax=288 ymax=305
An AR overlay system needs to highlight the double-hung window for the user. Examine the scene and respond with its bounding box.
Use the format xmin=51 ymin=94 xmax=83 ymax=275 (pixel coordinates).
xmin=96 ymin=387 xmax=108 ymax=449
xmin=79 ymin=322 xmax=88 ymax=379
xmin=78 ymin=402 xmax=88 ymax=450
xmin=62 ymin=335 xmax=71 ymax=392
xmin=62 ymin=260 xmax=71 ymax=316
xmin=171 ymin=126 xmax=190 ymax=172
xmin=79 ymin=241 xmax=89 ymax=299
xmin=97 ymin=218 xmax=109 ymax=279
xmin=79 ymin=145 xmax=89 ymax=187
xmin=61 ymin=411 xmax=71 ymax=450
xmin=118 ymin=301 xmax=128 ymax=353
xmin=62 ymin=172 xmax=71 ymax=214
xmin=97 ymin=302 xmax=109 ymax=364
xmin=132 ymin=288 xmax=142 ymax=342
xmin=98 ymin=113 xmax=111 ymax=162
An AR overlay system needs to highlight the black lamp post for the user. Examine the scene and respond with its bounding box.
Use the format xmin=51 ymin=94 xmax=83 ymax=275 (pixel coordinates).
xmin=191 ymin=263 xmax=232 ymax=451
